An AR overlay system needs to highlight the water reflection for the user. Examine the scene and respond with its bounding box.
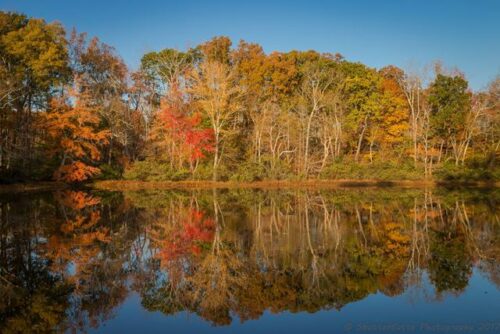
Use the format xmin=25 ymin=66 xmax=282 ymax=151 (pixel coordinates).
xmin=0 ymin=188 xmax=498 ymax=332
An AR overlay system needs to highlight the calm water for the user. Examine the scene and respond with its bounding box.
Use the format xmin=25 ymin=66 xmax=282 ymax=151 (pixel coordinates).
xmin=0 ymin=187 xmax=499 ymax=333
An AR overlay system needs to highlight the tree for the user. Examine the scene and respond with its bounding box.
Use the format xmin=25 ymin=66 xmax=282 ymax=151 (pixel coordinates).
xmin=391 ymin=66 xmax=425 ymax=167
xmin=140 ymin=48 xmax=193 ymax=98
xmin=149 ymin=83 xmax=214 ymax=172
xmin=299 ymin=57 xmax=340 ymax=175
xmin=428 ymin=74 xmax=471 ymax=165
xmin=199 ymin=36 xmax=232 ymax=64
xmin=137 ymin=48 xmax=196 ymax=159
xmin=69 ymin=30 xmax=136 ymax=165
xmin=342 ymin=65 xmax=383 ymax=162
xmin=232 ymin=40 xmax=268 ymax=164
xmin=42 ymin=90 xmax=110 ymax=182
xmin=377 ymin=68 xmax=409 ymax=156
xmin=189 ymin=61 xmax=242 ymax=180
xmin=0 ymin=13 xmax=497 ymax=183
xmin=0 ymin=12 xmax=70 ymax=179
xmin=464 ymin=76 xmax=499 ymax=162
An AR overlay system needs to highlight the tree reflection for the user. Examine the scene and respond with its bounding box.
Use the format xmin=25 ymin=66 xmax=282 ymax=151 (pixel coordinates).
xmin=0 ymin=188 xmax=498 ymax=331
xmin=0 ymin=194 xmax=72 ymax=333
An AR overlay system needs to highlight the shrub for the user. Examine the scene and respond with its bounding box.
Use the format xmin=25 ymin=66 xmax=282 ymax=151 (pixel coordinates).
xmin=123 ymin=160 xmax=191 ymax=181
xmin=97 ymin=163 xmax=123 ymax=180
xmin=229 ymin=161 xmax=265 ymax=182
xmin=320 ymin=159 xmax=423 ymax=180
xmin=435 ymin=158 xmax=499 ymax=182
xmin=192 ymin=164 xmax=213 ymax=181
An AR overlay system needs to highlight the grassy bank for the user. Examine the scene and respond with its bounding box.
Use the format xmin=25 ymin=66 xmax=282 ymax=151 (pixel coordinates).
xmin=0 ymin=181 xmax=68 ymax=194
xmin=92 ymin=179 xmax=499 ymax=191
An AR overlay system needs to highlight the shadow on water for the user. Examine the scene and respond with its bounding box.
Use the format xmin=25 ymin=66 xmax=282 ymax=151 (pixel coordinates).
xmin=0 ymin=187 xmax=499 ymax=332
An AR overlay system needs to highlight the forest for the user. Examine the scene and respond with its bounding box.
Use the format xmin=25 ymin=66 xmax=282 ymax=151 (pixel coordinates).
xmin=1 ymin=11 xmax=499 ymax=184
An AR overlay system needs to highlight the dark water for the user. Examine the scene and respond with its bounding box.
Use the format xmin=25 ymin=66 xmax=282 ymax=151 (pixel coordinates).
xmin=0 ymin=187 xmax=499 ymax=333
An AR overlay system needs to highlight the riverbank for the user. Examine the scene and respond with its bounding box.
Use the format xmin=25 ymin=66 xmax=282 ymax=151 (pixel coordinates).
xmin=92 ymin=179 xmax=499 ymax=191
xmin=0 ymin=181 xmax=68 ymax=194
xmin=1 ymin=179 xmax=497 ymax=194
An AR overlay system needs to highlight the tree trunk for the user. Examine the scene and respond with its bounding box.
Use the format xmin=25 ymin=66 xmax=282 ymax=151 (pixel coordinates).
xmin=213 ymin=129 xmax=219 ymax=181
xmin=355 ymin=116 xmax=368 ymax=162
xmin=304 ymin=107 xmax=317 ymax=176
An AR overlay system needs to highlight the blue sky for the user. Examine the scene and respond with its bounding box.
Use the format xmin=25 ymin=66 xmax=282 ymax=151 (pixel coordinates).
xmin=2 ymin=0 xmax=499 ymax=90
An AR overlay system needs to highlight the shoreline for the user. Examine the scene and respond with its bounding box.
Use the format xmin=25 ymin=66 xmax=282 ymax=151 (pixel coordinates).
xmin=0 ymin=181 xmax=68 ymax=194
xmin=1 ymin=179 xmax=498 ymax=194
xmin=91 ymin=179 xmax=499 ymax=191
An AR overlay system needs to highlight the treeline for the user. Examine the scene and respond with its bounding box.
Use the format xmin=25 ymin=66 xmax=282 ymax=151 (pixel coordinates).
xmin=0 ymin=11 xmax=498 ymax=183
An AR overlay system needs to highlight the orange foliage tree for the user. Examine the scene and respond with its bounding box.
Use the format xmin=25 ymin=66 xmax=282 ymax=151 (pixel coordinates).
xmin=43 ymin=90 xmax=110 ymax=182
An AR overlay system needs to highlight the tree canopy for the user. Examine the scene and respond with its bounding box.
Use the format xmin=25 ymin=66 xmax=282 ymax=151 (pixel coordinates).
xmin=0 ymin=11 xmax=498 ymax=183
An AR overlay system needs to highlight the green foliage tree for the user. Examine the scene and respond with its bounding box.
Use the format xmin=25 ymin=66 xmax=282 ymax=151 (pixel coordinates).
xmin=428 ymin=74 xmax=471 ymax=165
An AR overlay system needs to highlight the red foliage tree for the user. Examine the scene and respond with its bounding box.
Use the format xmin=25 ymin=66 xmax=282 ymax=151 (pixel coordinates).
xmin=150 ymin=83 xmax=214 ymax=171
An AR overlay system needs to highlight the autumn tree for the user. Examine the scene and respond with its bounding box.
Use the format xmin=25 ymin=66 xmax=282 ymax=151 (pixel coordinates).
xmin=149 ymin=83 xmax=214 ymax=172
xmin=199 ymin=36 xmax=232 ymax=64
xmin=189 ymin=60 xmax=242 ymax=180
xmin=298 ymin=55 xmax=343 ymax=175
xmin=232 ymin=40 xmax=268 ymax=165
xmin=392 ymin=66 xmax=426 ymax=167
xmin=342 ymin=64 xmax=383 ymax=162
xmin=69 ymin=30 xmax=138 ymax=166
xmin=0 ymin=12 xmax=70 ymax=179
xmin=477 ymin=76 xmax=500 ymax=157
xmin=377 ymin=67 xmax=409 ymax=158
xmin=248 ymin=50 xmax=300 ymax=176
xmin=42 ymin=90 xmax=110 ymax=182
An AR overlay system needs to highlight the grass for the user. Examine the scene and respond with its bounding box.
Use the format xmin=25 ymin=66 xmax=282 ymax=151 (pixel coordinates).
xmin=93 ymin=179 xmax=451 ymax=191
xmin=0 ymin=181 xmax=68 ymax=194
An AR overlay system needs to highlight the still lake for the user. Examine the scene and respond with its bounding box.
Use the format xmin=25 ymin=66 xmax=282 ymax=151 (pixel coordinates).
xmin=1 ymin=187 xmax=499 ymax=333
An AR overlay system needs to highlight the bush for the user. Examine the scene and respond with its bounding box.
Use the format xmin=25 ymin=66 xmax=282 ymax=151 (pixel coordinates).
xmin=320 ymin=159 xmax=423 ymax=180
xmin=97 ymin=163 xmax=123 ymax=180
xmin=229 ymin=161 xmax=265 ymax=182
xmin=226 ymin=158 xmax=296 ymax=182
xmin=192 ymin=164 xmax=213 ymax=181
xmin=264 ymin=159 xmax=296 ymax=180
xmin=123 ymin=160 xmax=191 ymax=181
xmin=435 ymin=157 xmax=499 ymax=182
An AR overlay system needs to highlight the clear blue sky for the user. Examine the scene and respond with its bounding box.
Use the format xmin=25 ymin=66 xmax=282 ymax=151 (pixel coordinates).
xmin=2 ymin=0 xmax=499 ymax=90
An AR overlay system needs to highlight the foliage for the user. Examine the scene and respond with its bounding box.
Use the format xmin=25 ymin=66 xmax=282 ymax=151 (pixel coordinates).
xmin=148 ymin=83 xmax=214 ymax=171
xmin=0 ymin=10 xmax=498 ymax=183
xmin=96 ymin=163 xmax=123 ymax=180
xmin=428 ymin=74 xmax=470 ymax=139
xmin=321 ymin=159 xmax=423 ymax=180
xmin=435 ymin=155 xmax=500 ymax=182
xmin=123 ymin=159 xmax=191 ymax=181
xmin=229 ymin=161 xmax=266 ymax=182
xmin=0 ymin=12 xmax=70 ymax=180
xmin=41 ymin=92 xmax=110 ymax=182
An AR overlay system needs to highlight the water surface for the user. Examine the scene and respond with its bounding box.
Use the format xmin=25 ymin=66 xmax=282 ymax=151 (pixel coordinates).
xmin=1 ymin=187 xmax=499 ymax=333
